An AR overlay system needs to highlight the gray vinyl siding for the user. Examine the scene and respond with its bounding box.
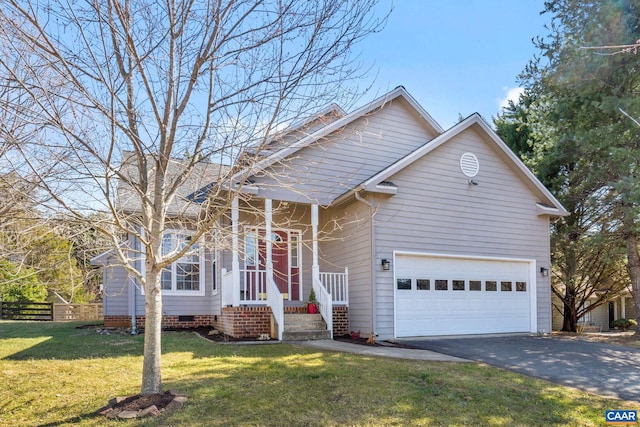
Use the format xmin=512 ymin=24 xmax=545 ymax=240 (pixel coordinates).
xmin=373 ymin=127 xmax=553 ymax=338
xmin=103 ymin=264 xmax=129 ymax=316
xmin=253 ymin=98 xmax=439 ymax=205
xmin=320 ymin=202 xmax=373 ymax=334
xmin=135 ymin=247 xmax=217 ymax=316
xmin=103 ymin=236 xmax=220 ymax=318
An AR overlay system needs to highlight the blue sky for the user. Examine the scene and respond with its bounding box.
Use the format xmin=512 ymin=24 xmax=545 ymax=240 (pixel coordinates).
xmin=358 ymin=0 xmax=550 ymax=128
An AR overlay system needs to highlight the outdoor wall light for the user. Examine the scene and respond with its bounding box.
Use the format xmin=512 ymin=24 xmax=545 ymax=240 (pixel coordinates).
xmin=540 ymin=267 xmax=549 ymax=277
xmin=381 ymin=259 xmax=391 ymax=271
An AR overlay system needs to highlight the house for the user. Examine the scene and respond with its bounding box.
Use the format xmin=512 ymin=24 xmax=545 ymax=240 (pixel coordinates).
xmin=552 ymin=291 xmax=637 ymax=331
xmin=93 ymin=86 xmax=568 ymax=340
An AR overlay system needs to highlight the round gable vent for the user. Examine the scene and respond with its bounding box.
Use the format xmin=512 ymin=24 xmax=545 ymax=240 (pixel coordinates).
xmin=460 ymin=152 xmax=479 ymax=177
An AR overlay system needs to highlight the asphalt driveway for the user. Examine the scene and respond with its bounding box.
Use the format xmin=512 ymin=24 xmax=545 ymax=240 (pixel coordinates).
xmin=401 ymin=334 xmax=640 ymax=402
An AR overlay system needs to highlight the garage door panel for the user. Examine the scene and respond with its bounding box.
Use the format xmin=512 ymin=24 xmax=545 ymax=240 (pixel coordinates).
xmin=395 ymin=255 xmax=532 ymax=337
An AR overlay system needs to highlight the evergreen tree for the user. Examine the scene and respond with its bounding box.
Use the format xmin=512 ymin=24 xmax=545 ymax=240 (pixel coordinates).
xmin=520 ymin=0 xmax=640 ymax=333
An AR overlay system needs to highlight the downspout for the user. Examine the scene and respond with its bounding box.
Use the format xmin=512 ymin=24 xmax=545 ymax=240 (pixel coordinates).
xmin=131 ymin=278 xmax=138 ymax=335
xmin=130 ymin=231 xmax=139 ymax=335
xmin=355 ymin=191 xmax=377 ymax=335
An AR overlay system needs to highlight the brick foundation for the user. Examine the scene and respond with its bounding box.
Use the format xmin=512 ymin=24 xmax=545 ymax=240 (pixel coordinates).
xmin=103 ymin=315 xmax=131 ymax=328
xmin=332 ymin=305 xmax=349 ymax=337
xmin=216 ymin=306 xmax=273 ymax=338
xmin=104 ymin=305 xmax=349 ymax=339
xmin=103 ymin=315 xmax=214 ymax=330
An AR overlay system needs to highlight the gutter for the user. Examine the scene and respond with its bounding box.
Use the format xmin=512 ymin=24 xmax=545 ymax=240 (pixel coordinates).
xmin=354 ymin=191 xmax=377 ymax=336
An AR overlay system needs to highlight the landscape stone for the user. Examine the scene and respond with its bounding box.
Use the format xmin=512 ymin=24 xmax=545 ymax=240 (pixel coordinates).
xmin=96 ymin=405 xmax=113 ymax=415
xmin=139 ymin=405 xmax=159 ymax=417
xmin=117 ymin=410 xmax=139 ymax=419
xmin=165 ymin=399 xmax=184 ymax=411
xmin=169 ymin=389 xmax=188 ymax=398
xmin=105 ymin=410 xmax=120 ymax=419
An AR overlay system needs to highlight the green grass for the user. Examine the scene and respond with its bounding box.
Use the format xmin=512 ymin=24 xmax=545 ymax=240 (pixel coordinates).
xmin=1 ymin=321 xmax=637 ymax=426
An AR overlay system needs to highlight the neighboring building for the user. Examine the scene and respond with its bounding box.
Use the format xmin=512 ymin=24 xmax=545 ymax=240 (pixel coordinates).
xmin=552 ymin=292 xmax=637 ymax=331
xmin=93 ymin=87 xmax=567 ymax=340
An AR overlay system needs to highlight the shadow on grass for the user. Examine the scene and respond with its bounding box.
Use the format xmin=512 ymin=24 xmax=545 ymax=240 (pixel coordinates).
xmin=157 ymin=349 xmax=611 ymax=427
xmin=34 ymin=412 xmax=103 ymax=427
xmin=2 ymin=321 xmax=635 ymax=426
xmin=1 ymin=321 xmax=145 ymax=360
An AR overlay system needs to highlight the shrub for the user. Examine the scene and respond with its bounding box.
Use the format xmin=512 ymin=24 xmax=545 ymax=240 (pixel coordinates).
xmin=610 ymin=318 xmax=638 ymax=331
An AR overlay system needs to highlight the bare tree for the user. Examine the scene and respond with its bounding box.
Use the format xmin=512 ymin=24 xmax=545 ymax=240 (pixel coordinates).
xmin=0 ymin=0 xmax=386 ymax=395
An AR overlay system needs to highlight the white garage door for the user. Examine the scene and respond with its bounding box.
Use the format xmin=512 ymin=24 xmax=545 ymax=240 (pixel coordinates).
xmin=395 ymin=254 xmax=534 ymax=337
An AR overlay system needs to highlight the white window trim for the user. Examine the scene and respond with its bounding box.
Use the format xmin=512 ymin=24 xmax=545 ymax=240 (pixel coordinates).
xmin=137 ymin=229 xmax=206 ymax=297
xmin=211 ymin=249 xmax=218 ymax=295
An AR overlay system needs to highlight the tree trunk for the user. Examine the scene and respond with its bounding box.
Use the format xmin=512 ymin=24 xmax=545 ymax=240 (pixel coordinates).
xmin=561 ymin=290 xmax=578 ymax=332
xmin=141 ymin=264 xmax=163 ymax=395
xmin=626 ymin=232 xmax=640 ymax=338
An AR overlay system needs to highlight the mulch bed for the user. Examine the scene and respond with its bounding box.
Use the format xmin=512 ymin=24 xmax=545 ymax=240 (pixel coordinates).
xmin=110 ymin=392 xmax=175 ymax=412
xmin=97 ymin=390 xmax=188 ymax=419
xmin=333 ymin=334 xmax=420 ymax=349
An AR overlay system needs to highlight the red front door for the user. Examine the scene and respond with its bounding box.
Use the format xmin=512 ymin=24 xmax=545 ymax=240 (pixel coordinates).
xmin=255 ymin=229 xmax=300 ymax=300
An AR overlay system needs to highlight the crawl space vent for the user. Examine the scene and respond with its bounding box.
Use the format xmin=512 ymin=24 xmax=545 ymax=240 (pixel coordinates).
xmin=460 ymin=153 xmax=479 ymax=177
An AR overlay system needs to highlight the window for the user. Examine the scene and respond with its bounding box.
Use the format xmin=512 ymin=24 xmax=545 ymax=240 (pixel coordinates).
xmin=435 ymin=279 xmax=448 ymax=291
xmin=417 ymin=279 xmax=430 ymax=290
xmin=246 ymin=232 xmax=257 ymax=266
xmin=516 ymin=281 xmax=527 ymax=292
xmin=452 ymin=280 xmax=465 ymax=291
xmin=290 ymin=232 xmax=299 ymax=268
xmin=469 ymin=280 xmax=481 ymax=291
xmin=160 ymin=232 xmax=205 ymax=295
xmin=397 ymin=278 xmax=411 ymax=290
xmin=486 ymin=281 xmax=497 ymax=291
xmin=501 ymin=281 xmax=513 ymax=292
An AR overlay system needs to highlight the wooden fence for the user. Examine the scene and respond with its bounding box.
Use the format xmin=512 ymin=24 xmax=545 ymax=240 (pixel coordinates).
xmin=0 ymin=301 xmax=53 ymax=321
xmin=53 ymin=303 xmax=103 ymax=321
xmin=0 ymin=301 xmax=103 ymax=322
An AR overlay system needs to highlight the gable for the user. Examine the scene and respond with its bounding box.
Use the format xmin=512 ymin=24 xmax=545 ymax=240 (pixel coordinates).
xmin=370 ymin=126 xmax=558 ymax=265
xmin=249 ymin=95 xmax=442 ymax=205
xmin=388 ymin=126 xmax=549 ymax=215
xmin=359 ymin=115 xmax=567 ymax=216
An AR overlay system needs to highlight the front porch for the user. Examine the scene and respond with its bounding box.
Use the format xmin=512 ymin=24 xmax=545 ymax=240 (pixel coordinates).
xmin=215 ymin=305 xmax=349 ymax=339
xmin=219 ymin=267 xmax=349 ymax=340
xmin=219 ymin=198 xmax=350 ymax=340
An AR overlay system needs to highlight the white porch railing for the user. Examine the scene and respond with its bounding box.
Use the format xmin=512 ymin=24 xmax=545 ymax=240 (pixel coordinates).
xmin=267 ymin=277 xmax=284 ymax=341
xmin=313 ymin=277 xmax=333 ymax=338
xmin=240 ymin=269 xmax=267 ymax=303
xmin=319 ymin=268 xmax=348 ymax=305
xmin=224 ymin=268 xmax=348 ymax=307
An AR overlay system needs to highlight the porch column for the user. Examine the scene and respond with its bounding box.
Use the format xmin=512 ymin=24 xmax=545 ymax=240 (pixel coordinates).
xmin=621 ymin=296 xmax=626 ymax=319
xmin=232 ymin=195 xmax=240 ymax=307
xmin=265 ymin=199 xmax=274 ymax=283
xmin=312 ymin=204 xmax=319 ymax=284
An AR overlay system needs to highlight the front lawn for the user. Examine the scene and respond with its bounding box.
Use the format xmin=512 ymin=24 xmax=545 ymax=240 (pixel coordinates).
xmin=1 ymin=321 xmax=637 ymax=426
